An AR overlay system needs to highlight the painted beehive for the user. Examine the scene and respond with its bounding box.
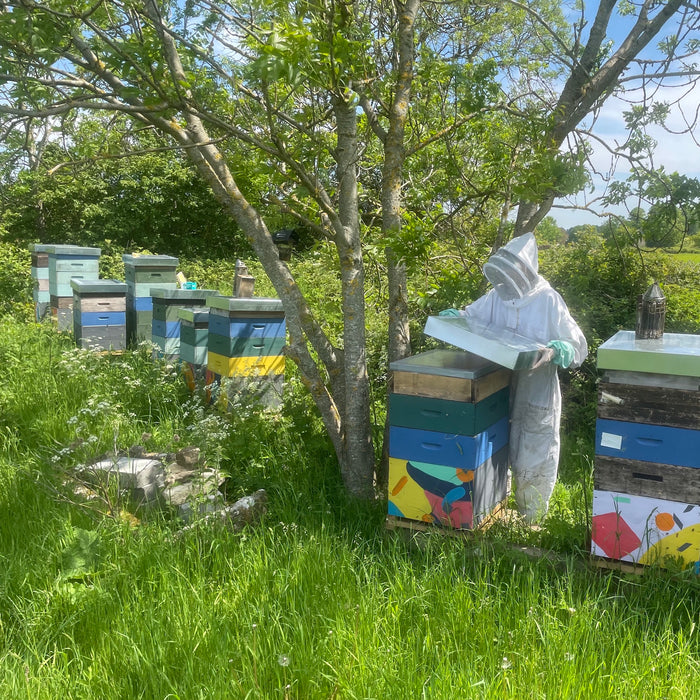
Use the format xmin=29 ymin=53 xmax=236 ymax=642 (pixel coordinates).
xmin=593 ymin=330 xmax=700 ymax=571
xmin=179 ymin=307 xmax=210 ymax=367
xmin=179 ymin=307 xmax=211 ymax=392
xmin=29 ymin=243 xmax=51 ymax=321
xmin=122 ymin=254 xmax=178 ymax=345
xmin=205 ymin=296 xmax=286 ymax=408
xmin=46 ymin=244 xmax=101 ymax=331
xmin=47 ymin=244 xmax=101 ymax=297
xmin=71 ymin=278 xmax=127 ymax=351
xmin=150 ymin=288 xmax=219 ymax=360
xmin=387 ymin=349 xmax=511 ymax=529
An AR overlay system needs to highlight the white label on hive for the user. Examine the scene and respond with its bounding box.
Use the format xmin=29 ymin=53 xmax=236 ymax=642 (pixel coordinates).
xmin=600 ymin=432 xmax=623 ymax=450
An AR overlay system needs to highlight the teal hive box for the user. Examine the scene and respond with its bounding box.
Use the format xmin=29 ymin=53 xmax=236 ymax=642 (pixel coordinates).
xmin=179 ymin=307 xmax=210 ymax=367
xmin=151 ymin=289 xmax=220 ymax=359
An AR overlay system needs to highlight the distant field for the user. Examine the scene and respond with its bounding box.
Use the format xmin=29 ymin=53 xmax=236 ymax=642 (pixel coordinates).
xmin=662 ymin=250 xmax=700 ymax=263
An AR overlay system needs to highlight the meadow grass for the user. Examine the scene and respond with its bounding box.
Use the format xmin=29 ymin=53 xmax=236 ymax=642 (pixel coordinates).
xmin=1 ymin=316 xmax=699 ymax=699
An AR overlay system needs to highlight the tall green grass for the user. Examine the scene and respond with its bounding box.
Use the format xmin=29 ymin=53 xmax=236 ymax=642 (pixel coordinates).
xmin=1 ymin=317 xmax=700 ymax=699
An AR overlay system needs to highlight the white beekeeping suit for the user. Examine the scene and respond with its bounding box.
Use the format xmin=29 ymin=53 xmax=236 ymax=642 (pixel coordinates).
xmin=448 ymin=233 xmax=588 ymax=522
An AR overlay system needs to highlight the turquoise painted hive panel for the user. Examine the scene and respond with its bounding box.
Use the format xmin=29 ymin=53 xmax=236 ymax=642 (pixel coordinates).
xmin=389 ymin=387 xmax=509 ymax=437
xmin=597 ymin=330 xmax=700 ymax=377
xmin=180 ymin=326 xmax=208 ymax=346
xmin=208 ymin=332 xmax=286 ymax=359
xmin=181 ymin=344 xmax=208 ymax=366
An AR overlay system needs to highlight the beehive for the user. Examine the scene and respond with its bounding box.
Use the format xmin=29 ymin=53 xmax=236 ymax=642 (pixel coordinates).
xmin=47 ymin=245 xmax=101 ymax=331
xmin=71 ymin=278 xmax=127 ymax=351
xmin=387 ymin=349 xmax=511 ymax=529
xmin=122 ymin=254 xmax=178 ymax=345
xmin=150 ymin=288 xmax=219 ymax=360
xmin=205 ymin=296 xmax=286 ymax=408
xmin=592 ymin=330 xmax=700 ymax=572
xmin=29 ymin=243 xmax=51 ymax=321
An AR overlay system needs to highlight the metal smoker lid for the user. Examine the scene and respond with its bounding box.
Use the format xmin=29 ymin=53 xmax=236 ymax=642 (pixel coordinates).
xmin=423 ymin=315 xmax=544 ymax=370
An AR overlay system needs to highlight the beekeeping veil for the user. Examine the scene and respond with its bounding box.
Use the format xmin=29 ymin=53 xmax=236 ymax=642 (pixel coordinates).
xmin=483 ymin=233 xmax=544 ymax=303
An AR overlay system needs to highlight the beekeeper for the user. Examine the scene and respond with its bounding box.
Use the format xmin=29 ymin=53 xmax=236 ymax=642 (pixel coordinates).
xmin=441 ymin=233 xmax=587 ymax=523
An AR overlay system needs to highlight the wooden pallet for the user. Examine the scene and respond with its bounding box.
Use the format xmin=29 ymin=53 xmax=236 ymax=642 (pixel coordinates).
xmin=589 ymin=556 xmax=647 ymax=575
xmin=590 ymin=555 xmax=700 ymax=577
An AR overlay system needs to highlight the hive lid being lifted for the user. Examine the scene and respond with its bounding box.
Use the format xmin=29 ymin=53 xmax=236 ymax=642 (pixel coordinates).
xmin=424 ymin=315 xmax=544 ymax=370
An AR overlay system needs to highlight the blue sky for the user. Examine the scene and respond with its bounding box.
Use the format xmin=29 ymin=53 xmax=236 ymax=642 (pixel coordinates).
xmin=548 ymin=3 xmax=699 ymax=230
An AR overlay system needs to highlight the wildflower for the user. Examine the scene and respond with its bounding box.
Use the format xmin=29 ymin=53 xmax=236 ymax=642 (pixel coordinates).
xmin=277 ymin=654 xmax=290 ymax=668
xmin=501 ymin=657 xmax=512 ymax=670
xmin=564 ymin=652 xmax=575 ymax=662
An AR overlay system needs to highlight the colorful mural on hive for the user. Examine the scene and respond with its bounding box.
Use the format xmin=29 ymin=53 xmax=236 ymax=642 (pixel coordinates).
xmin=591 ymin=490 xmax=700 ymax=571
xmin=388 ymin=457 xmax=474 ymax=528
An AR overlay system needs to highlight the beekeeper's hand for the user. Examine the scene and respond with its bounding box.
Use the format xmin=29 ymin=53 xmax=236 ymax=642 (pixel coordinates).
xmin=547 ymin=340 xmax=576 ymax=368
xmin=531 ymin=346 xmax=555 ymax=369
xmin=438 ymin=308 xmax=462 ymax=317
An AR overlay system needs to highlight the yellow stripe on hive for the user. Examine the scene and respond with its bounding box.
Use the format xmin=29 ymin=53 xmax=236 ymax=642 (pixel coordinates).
xmin=207 ymin=351 xmax=285 ymax=377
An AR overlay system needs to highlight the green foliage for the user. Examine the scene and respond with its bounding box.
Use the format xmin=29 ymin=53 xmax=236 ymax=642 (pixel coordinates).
xmin=0 ymin=239 xmax=33 ymax=321
xmin=0 ymin=124 xmax=253 ymax=260
xmin=664 ymin=283 xmax=700 ymax=333
xmin=535 ymin=216 xmax=566 ymax=246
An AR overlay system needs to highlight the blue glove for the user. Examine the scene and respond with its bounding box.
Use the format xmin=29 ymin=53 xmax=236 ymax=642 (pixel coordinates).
xmin=438 ymin=308 xmax=461 ymax=317
xmin=547 ymin=340 xmax=575 ymax=368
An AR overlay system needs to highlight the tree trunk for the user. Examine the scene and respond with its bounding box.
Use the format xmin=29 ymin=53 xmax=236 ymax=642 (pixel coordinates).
xmin=333 ymin=93 xmax=376 ymax=497
xmin=377 ymin=0 xmax=420 ymax=488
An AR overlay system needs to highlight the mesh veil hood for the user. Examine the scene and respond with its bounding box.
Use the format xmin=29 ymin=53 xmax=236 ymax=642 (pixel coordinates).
xmin=483 ymin=233 xmax=546 ymax=304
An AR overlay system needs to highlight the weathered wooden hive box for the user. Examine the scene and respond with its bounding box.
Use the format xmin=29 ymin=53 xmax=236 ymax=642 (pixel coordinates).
xmin=29 ymin=243 xmax=51 ymax=321
xmin=47 ymin=245 xmax=101 ymax=331
xmin=71 ymin=278 xmax=127 ymax=351
xmin=122 ymin=254 xmax=178 ymax=344
xmin=205 ymin=296 xmax=286 ymax=408
xmin=387 ymin=349 xmax=511 ymax=529
xmin=150 ymin=288 xmax=219 ymax=360
xmin=592 ymin=330 xmax=700 ymax=572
